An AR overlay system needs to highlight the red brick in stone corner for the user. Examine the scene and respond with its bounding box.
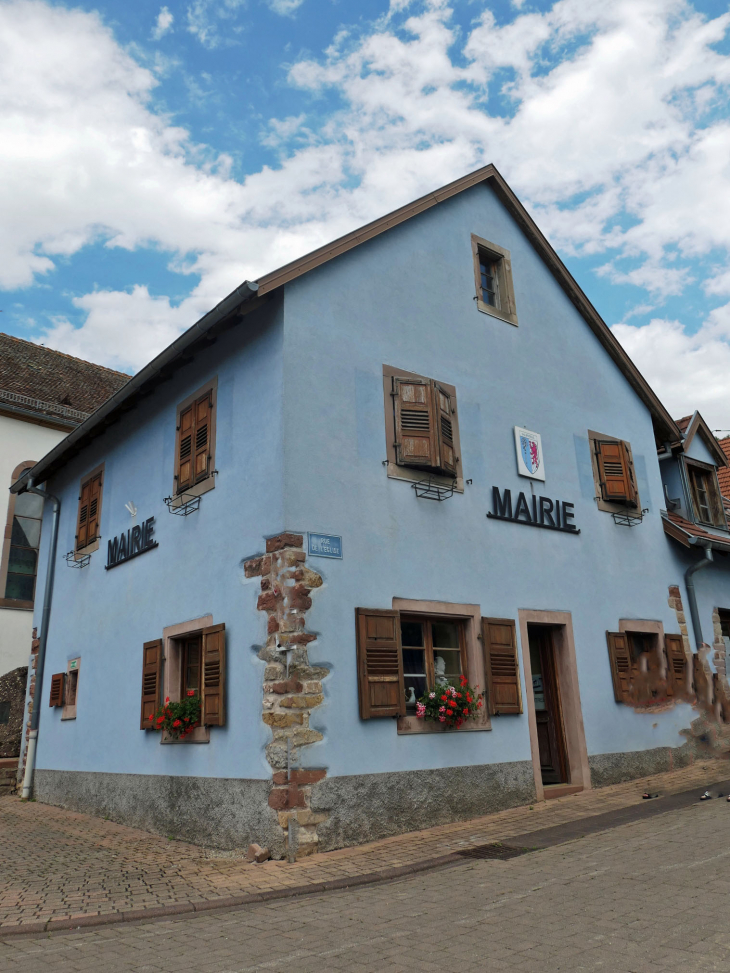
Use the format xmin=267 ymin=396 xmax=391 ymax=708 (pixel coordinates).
xmin=288 ymin=585 xmax=312 ymax=611
xmin=244 ymin=557 xmax=264 ymax=578
xmin=266 ymin=533 xmax=304 ymax=553
xmin=272 ymin=770 xmax=327 ymax=786
xmin=267 ymin=616 xmax=280 ymax=634
xmin=257 ymin=591 xmax=279 ymax=612
xmin=272 ymin=679 xmax=303 ymax=695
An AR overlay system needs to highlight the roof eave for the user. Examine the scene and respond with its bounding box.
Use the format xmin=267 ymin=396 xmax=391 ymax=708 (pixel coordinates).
xmin=11 ymin=280 xmax=261 ymax=494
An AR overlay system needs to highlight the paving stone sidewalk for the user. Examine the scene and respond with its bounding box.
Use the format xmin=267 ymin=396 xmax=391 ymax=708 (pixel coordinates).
xmin=1 ymin=760 xmax=728 ymax=934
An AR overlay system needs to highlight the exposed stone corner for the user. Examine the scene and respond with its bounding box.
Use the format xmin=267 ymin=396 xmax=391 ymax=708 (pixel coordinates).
xmin=250 ymin=530 xmax=329 ymax=860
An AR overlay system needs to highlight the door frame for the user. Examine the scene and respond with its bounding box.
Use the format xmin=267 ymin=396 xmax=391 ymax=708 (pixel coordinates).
xmin=518 ymin=609 xmax=591 ymax=802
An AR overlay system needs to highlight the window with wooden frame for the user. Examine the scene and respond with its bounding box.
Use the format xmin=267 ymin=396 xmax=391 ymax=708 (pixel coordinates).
xmin=173 ymin=378 xmax=217 ymax=501
xmin=606 ymin=629 xmax=687 ymax=705
xmin=382 ymin=365 xmax=463 ymax=490
xmin=140 ymin=621 xmax=226 ymax=735
xmin=0 ymin=462 xmax=40 ymax=609
xmin=75 ymin=465 xmax=104 ymax=556
xmin=685 ymin=459 xmax=727 ymax=529
xmin=588 ymin=431 xmax=640 ymax=513
xmin=470 ymin=234 xmax=518 ymax=327
xmin=355 ymin=604 xmax=493 ymax=731
xmin=62 ymin=658 xmax=80 ymax=720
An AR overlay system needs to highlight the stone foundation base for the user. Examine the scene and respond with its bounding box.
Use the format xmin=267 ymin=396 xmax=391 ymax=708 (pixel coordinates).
xmin=588 ymin=744 xmax=695 ymax=788
xmin=34 ymin=770 xmax=287 ymax=858
xmin=311 ymin=761 xmax=537 ymax=852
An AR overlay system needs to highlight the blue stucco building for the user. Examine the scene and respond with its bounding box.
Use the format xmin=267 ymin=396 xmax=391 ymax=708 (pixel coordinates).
xmin=15 ymin=166 xmax=730 ymax=858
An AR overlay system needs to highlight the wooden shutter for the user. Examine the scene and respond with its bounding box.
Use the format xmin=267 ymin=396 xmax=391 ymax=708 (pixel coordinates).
xmin=595 ymin=440 xmax=637 ymax=507
xmin=713 ymin=674 xmax=730 ymax=723
xmin=193 ymin=393 xmax=212 ymax=483
xmin=433 ymin=383 xmax=457 ymax=477
xmin=176 ymin=404 xmax=194 ymax=492
xmin=76 ymin=473 xmax=102 ymax=551
xmin=692 ymin=654 xmax=711 ymax=706
xmin=393 ymin=377 xmax=438 ymax=470
xmin=202 ymin=623 xmax=226 ymax=726
xmin=606 ymin=632 xmax=632 ymax=703
xmin=482 ymin=618 xmax=522 ymax=715
xmin=664 ymin=634 xmax=688 ymax=698
xmin=140 ymin=639 xmax=163 ymax=729
xmin=355 ymin=608 xmax=405 ymax=719
xmin=49 ymin=672 xmax=65 ymax=707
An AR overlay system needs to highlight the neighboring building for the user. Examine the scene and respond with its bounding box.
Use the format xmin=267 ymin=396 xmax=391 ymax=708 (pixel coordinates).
xmin=13 ymin=165 xmax=730 ymax=857
xmin=0 ymin=334 xmax=128 ymax=783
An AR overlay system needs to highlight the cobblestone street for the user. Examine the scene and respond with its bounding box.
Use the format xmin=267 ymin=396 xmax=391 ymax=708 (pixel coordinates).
xmin=2 ymin=794 xmax=730 ymax=973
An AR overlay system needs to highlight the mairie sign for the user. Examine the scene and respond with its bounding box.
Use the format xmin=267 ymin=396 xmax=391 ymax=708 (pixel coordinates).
xmin=487 ymin=487 xmax=580 ymax=535
xmin=106 ymin=517 xmax=158 ymax=569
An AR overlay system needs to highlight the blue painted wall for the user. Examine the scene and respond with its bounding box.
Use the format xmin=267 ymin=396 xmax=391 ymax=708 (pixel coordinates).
xmin=280 ymin=182 xmax=704 ymax=776
xmin=34 ymin=298 xmax=285 ymax=780
xmin=32 ymin=182 xmax=729 ymax=786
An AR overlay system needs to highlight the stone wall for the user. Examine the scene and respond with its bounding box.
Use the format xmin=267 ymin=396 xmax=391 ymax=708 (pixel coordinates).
xmin=244 ymin=531 xmax=330 ymax=860
xmin=0 ymin=665 xmax=28 ymax=760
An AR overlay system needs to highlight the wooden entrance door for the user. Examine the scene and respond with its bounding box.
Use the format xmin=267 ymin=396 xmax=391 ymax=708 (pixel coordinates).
xmin=528 ymin=627 xmax=568 ymax=785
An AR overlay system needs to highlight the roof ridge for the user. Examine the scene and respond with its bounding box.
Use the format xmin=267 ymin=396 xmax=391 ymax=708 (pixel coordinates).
xmin=0 ymin=333 xmax=131 ymax=379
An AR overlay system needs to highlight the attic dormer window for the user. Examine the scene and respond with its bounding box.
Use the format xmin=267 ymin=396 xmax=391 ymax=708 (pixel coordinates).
xmin=471 ymin=234 xmax=518 ymax=327
xmin=686 ymin=461 xmax=726 ymax=529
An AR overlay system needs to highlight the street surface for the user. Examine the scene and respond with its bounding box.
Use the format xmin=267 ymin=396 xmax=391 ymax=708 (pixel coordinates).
xmin=2 ymin=798 xmax=729 ymax=973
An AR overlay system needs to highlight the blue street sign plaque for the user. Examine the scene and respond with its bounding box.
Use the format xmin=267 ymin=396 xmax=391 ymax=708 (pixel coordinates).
xmin=308 ymin=532 xmax=342 ymax=559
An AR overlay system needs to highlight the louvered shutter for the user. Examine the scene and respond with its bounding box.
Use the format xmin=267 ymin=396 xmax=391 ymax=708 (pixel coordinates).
xmin=664 ymin=634 xmax=688 ymax=698
xmin=193 ymin=393 xmax=212 ymax=483
xmin=140 ymin=639 xmax=163 ymax=729
xmin=606 ymin=632 xmax=632 ymax=703
xmin=482 ymin=618 xmax=522 ymax=715
xmin=86 ymin=473 xmax=102 ymax=545
xmin=355 ymin=608 xmax=405 ymax=719
xmin=433 ymin=383 xmax=457 ymax=477
xmin=202 ymin=623 xmax=226 ymax=726
xmin=177 ymin=404 xmax=194 ymax=492
xmin=49 ymin=672 xmax=65 ymax=707
xmin=76 ymin=479 xmax=91 ymax=550
xmin=393 ymin=377 xmax=438 ymax=470
xmin=595 ymin=441 xmax=637 ymax=507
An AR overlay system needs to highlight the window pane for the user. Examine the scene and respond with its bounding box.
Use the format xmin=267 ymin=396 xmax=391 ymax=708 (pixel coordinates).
xmin=8 ymin=547 xmax=37 ymax=576
xmin=11 ymin=516 xmax=41 ymax=549
xmin=401 ymin=621 xmax=424 ymax=647
xmin=432 ymin=622 xmax=459 ymax=649
xmin=5 ymin=573 xmax=34 ymax=601
xmin=14 ymin=492 xmax=43 ymax=518
xmin=434 ymin=649 xmax=462 ymax=686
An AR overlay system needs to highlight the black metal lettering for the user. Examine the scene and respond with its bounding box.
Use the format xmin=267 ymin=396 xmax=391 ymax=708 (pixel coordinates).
xmin=514 ymin=492 xmax=532 ymax=523
xmin=539 ymin=497 xmax=555 ymax=526
xmin=145 ymin=517 xmax=155 ymax=549
xmin=492 ymin=487 xmax=512 ymax=519
xmin=131 ymin=524 xmax=141 ymax=554
xmin=562 ymin=501 xmax=577 ymax=530
xmin=555 ymin=499 xmax=561 ymax=528
xmin=107 ymin=537 xmax=119 ymax=566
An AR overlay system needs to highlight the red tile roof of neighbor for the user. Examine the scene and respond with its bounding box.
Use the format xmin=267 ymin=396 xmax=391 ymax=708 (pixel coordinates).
xmin=0 ymin=333 xmax=129 ymax=425
xmin=662 ymin=510 xmax=730 ymax=551
xmin=675 ymin=415 xmax=693 ymax=434
xmin=717 ymin=438 xmax=730 ymax=500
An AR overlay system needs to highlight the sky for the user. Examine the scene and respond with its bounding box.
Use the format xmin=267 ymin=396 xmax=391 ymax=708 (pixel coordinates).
xmin=2 ymin=0 xmax=730 ymax=428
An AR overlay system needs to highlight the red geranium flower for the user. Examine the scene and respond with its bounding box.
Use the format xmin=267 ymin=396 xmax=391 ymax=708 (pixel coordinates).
xmin=187 ymin=690 xmax=195 ymax=697
xmin=172 ymin=719 xmax=181 ymax=728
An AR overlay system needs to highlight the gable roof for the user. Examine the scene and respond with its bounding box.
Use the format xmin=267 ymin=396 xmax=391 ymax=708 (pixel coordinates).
xmin=662 ymin=511 xmax=730 ymax=552
xmin=674 ymin=411 xmax=728 ymax=468
xmin=0 ymin=333 xmax=130 ymax=428
xmin=12 ymin=164 xmax=682 ymax=494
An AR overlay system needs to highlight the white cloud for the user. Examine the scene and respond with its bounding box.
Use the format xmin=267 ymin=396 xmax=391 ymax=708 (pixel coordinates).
xmin=267 ymin=0 xmax=305 ymax=15
xmin=152 ymin=6 xmax=174 ymax=40
xmin=186 ymin=0 xmax=246 ymax=48
xmin=2 ymin=0 xmax=730 ymax=421
xmin=613 ymin=305 xmax=730 ymax=429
